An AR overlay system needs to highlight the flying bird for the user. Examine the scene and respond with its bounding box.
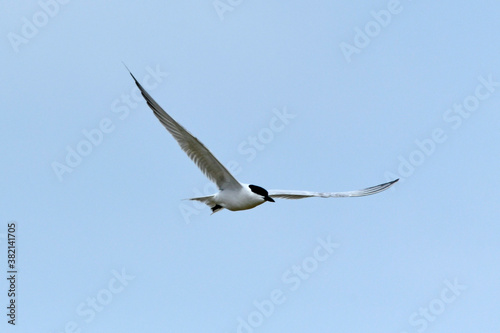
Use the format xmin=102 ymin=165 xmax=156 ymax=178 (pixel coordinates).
xmin=126 ymin=68 xmax=398 ymax=214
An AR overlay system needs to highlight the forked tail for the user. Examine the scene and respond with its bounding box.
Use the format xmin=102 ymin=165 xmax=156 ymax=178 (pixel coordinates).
xmin=187 ymin=195 xmax=223 ymax=214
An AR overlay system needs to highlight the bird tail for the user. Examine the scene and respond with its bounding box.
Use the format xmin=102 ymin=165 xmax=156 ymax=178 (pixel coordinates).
xmin=187 ymin=195 xmax=223 ymax=214
xmin=188 ymin=195 xmax=215 ymax=205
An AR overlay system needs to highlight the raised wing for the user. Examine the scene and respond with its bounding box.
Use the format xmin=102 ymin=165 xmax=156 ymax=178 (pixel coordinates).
xmin=269 ymin=179 xmax=398 ymax=199
xmin=127 ymin=68 xmax=242 ymax=191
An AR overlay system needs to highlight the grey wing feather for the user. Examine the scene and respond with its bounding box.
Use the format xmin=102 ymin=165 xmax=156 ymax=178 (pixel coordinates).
xmin=127 ymin=69 xmax=241 ymax=191
xmin=269 ymin=179 xmax=398 ymax=199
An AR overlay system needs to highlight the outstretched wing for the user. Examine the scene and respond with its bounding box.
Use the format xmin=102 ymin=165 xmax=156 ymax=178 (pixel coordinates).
xmin=268 ymin=179 xmax=398 ymax=199
xmin=126 ymin=68 xmax=242 ymax=191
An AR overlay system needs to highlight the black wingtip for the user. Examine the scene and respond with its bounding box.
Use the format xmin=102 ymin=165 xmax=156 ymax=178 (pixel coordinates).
xmin=121 ymin=61 xmax=130 ymax=73
xmin=386 ymin=179 xmax=399 ymax=187
xmin=387 ymin=178 xmax=399 ymax=189
xmin=122 ymin=62 xmax=139 ymax=83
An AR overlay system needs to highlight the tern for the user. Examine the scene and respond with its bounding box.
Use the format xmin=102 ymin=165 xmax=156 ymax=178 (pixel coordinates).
xmin=126 ymin=69 xmax=398 ymax=214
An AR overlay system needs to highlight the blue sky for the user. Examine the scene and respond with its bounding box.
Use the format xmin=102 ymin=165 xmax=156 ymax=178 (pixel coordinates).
xmin=1 ymin=1 xmax=499 ymax=332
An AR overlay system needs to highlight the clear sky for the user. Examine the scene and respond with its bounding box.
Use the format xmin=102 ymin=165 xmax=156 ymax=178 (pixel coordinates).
xmin=1 ymin=1 xmax=499 ymax=332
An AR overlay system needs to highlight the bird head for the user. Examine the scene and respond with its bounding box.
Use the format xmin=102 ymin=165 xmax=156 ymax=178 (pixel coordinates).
xmin=249 ymin=185 xmax=275 ymax=202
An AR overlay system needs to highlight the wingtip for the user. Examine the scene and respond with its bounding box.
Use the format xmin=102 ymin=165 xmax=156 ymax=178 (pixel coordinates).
xmin=122 ymin=62 xmax=139 ymax=82
xmin=386 ymin=178 xmax=399 ymax=189
xmin=121 ymin=61 xmax=130 ymax=72
xmin=386 ymin=178 xmax=399 ymax=187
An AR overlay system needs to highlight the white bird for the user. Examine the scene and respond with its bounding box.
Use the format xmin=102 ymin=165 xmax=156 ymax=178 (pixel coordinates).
xmin=126 ymin=69 xmax=398 ymax=214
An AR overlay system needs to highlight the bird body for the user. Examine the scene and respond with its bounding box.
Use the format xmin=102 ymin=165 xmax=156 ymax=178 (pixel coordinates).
xmin=191 ymin=184 xmax=275 ymax=213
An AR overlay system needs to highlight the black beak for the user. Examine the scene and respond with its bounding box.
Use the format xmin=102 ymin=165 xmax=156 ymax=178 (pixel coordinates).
xmin=265 ymin=196 xmax=275 ymax=203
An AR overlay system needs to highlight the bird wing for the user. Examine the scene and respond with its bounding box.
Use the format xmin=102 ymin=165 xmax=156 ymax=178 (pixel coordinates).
xmin=127 ymin=69 xmax=242 ymax=191
xmin=268 ymin=179 xmax=398 ymax=199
